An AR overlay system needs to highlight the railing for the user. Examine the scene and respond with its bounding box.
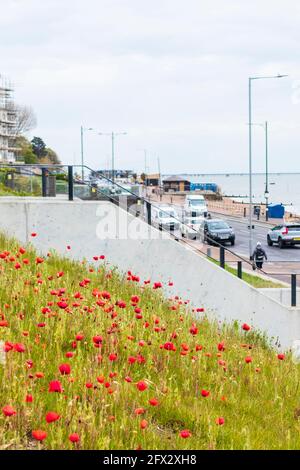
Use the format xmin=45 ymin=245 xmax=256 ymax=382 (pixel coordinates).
xmin=0 ymin=163 xmax=299 ymax=307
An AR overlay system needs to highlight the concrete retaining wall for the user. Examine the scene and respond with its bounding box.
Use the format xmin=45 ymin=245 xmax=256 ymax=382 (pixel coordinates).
xmin=1 ymin=197 xmax=300 ymax=350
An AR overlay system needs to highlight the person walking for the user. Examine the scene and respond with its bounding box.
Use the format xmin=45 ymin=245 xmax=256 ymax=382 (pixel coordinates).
xmin=251 ymin=242 xmax=267 ymax=270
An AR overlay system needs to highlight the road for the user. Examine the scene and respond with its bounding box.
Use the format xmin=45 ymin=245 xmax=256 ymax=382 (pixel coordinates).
xmin=153 ymin=204 xmax=300 ymax=286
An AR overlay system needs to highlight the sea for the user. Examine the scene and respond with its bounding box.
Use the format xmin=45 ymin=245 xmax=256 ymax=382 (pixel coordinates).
xmin=177 ymin=173 xmax=300 ymax=215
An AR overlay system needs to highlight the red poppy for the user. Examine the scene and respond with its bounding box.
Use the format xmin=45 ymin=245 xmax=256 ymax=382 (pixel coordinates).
xmin=134 ymin=408 xmax=145 ymax=415
xmin=216 ymin=417 xmax=225 ymax=426
xmin=14 ymin=343 xmax=26 ymax=353
xmin=49 ymin=380 xmax=63 ymax=393
xmin=277 ymin=354 xmax=285 ymax=361
xmin=180 ymin=429 xmax=192 ymax=438
xmin=2 ymin=405 xmax=16 ymax=417
xmin=163 ymin=341 xmax=176 ymax=351
xmin=32 ymin=430 xmax=47 ymax=442
xmin=109 ymin=353 xmax=117 ymax=362
xmin=26 ymin=394 xmax=33 ymax=403
xmin=31 ymin=232 xmax=37 ymax=237
xmin=57 ymin=301 xmax=68 ymax=309
xmin=149 ymin=398 xmax=159 ymax=406
xmin=136 ymin=380 xmax=148 ymax=392
xmin=245 ymin=356 xmax=252 ymax=363
xmin=46 ymin=412 xmax=60 ymax=423
xmin=201 ymin=389 xmax=210 ymax=397
xmin=59 ymin=363 xmax=71 ymax=375
xmin=140 ymin=419 xmax=148 ymax=429
xmin=242 ymin=323 xmax=251 ymax=331
xmin=218 ymin=342 xmax=225 ymax=352
xmin=69 ymin=433 xmax=80 ymax=443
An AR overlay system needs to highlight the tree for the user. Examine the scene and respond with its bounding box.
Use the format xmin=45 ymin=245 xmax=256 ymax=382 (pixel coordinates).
xmin=15 ymin=105 xmax=37 ymax=135
xmin=45 ymin=147 xmax=61 ymax=164
xmin=31 ymin=136 xmax=47 ymax=158
xmin=7 ymin=103 xmax=37 ymax=136
xmin=15 ymin=136 xmax=37 ymax=164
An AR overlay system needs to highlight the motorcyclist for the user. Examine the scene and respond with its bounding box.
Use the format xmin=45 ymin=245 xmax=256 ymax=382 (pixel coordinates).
xmin=251 ymin=242 xmax=267 ymax=270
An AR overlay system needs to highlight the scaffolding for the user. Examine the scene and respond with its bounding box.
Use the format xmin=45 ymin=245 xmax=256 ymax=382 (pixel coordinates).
xmin=0 ymin=75 xmax=18 ymax=162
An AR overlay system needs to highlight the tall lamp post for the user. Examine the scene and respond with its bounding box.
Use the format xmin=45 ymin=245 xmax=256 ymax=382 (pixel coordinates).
xmin=251 ymin=121 xmax=269 ymax=221
xmin=80 ymin=126 xmax=93 ymax=181
xmin=98 ymin=132 xmax=127 ymax=183
xmin=248 ymin=74 xmax=287 ymax=258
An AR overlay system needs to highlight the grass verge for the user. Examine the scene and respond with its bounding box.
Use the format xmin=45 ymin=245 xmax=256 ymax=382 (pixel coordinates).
xmin=0 ymin=233 xmax=299 ymax=450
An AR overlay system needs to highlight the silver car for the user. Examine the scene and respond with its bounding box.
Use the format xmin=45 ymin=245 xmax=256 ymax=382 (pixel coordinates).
xmin=267 ymin=223 xmax=300 ymax=248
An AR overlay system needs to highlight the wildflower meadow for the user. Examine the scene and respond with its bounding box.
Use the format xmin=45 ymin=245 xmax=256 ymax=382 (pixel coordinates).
xmin=0 ymin=232 xmax=300 ymax=450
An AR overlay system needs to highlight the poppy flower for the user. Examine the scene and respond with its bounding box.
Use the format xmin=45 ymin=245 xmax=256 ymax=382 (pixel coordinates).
xmin=14 ymin=343 xmax=26 ymax=353
xmin=32 ymin=430 xmax=47 ymax=441
xmin=49 ymin=380 xmax=62 ymax=393
xmin=59 ymin=363 xmax=71 ymax=375
xmin=76 ymin=334 xmax=84 ymax=341
xmin=57 ymin=301 xmax=68 ymax=309
xmin=109 ymin=353 xmax=117 ymax=362
xmin=189 ymin=325 xmax=198 ymax=336
xmin=149 ymin=398 xmax=159 ymax=406
xmin=2 ymin=405 xmax=16 ymax=417
xmin=242 ymin=323 xmax=251 ymax=331
xmin=277 ymin=354 xmax=285 ymax=361
xmin=46 ymin=412 xmax=60 ymax=423
xmin=136 ymin=380 xmax=148 ymax=392
xmin=180 ymin=429 xmax=192 ymax=438
xmin=216 ymin=417 xmax=225 ymax=426
xmin=26 ymin=394 xmax=33 ymax=403
xmin=201 ymin=389 xmax=210 ymax=397
xmin=140 ymin=419 xmax=148 ymax=429
xmin=164 ymin=341 xmax=176 ymax=351
xmin=134 ymin=408 xmax=145 ymax=415
xmin=218 ymin=342 xmax=225 ymax=352
xmin=245 ymin=356 xmax=252 ymax=364
xmin=69 ymin=433 xmax=80 ymax=443
xmin=31 ymin=232 xmax=37 ymax=237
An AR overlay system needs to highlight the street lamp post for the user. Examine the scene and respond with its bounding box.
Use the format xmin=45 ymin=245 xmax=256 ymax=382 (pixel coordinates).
xmin=80 ymin=126 xmax=93 ymax=181
xmin=251 ymin=121 xmax=269 ymax=221
xmin=264 ymin=121 xmax=269 ymax=221
xmin=248 ymin=74 xmax=287 ymax=258
xmin=99 ymin=132 xmax=127 ymax=183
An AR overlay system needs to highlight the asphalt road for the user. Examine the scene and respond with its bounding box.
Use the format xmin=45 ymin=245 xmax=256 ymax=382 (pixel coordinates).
xmin=209 ymin=212 xmax=300 ymax=263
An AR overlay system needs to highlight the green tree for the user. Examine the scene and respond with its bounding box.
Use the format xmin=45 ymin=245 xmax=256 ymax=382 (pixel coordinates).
xmin=45 ymin=147 xmax=61 ymax=164
xmin=31 ymin=136 xmax=47 ymax=158
xmin=15 ymin=136 xmax=37 ymax=163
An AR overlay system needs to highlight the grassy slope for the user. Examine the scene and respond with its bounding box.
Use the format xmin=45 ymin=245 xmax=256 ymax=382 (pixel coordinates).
xmin=210 ymin=257 xmax=284 ymax=288
xmin=0 ymin=233 xmax=300 ymax=450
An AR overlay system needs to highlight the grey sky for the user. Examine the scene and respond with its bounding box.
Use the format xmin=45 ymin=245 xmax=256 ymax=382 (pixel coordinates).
xmin=1 ymin=0 xmax=300 ymax=174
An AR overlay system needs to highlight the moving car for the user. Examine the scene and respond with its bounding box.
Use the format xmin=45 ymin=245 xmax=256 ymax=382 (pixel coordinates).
xmin=267 ymin=223 xmax=300 ymax=248
xmin=151 ymin=205 xmax=180 ymax=231
xmin=181 ymin=214 xmax=205 ymax=239
xmin=184 ymin=195 xmax=208 ymax=217
xmin=200 ymin=218 xmax=235 ymax=246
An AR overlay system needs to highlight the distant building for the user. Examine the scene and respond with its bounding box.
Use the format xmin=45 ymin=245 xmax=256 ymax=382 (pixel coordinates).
xmin=0 ymin=76 xmax=18 ymax=162
xmin=163 ymin=175 xmax=191 ymax=192
xmin=145 ymin=173 xmax=160 ymax=186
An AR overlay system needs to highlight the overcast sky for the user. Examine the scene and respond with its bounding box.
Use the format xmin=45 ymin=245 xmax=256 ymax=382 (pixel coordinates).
xmin=1 ymin=0 xmax=300 ymax=174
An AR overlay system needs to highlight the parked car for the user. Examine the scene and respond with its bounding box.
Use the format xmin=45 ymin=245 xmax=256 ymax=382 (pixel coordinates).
xmin=184 ymin=194 xmax=208 ymax=217
xmin=151 ymin=205 xmax=180 ymax=231
xmin=200 ymin=219 xmax=235 ymax=246
xmin=267 ymin=223 xmax=300 ymax=248
xmin=181 ymin=214 xmax=205 ymax=239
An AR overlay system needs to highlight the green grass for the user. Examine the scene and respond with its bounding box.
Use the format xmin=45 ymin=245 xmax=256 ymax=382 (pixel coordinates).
xmin=0 ymin=233 xmax=299 ymax=450
xmin=0 ymin=182 xmax=33 ymax=197
xmin=210 ymin=257 xmax=284 ymax=288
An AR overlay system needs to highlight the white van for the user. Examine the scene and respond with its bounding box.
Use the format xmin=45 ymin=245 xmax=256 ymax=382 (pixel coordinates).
xmin=184 ymin=195 xmax=208 ymax=217
xmin=151 ymin=205 xmax=180 ymax=231
xmin=181 ymin=213 xmax=205 ymax=239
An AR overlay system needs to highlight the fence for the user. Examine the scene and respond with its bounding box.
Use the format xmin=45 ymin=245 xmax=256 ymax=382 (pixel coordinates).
xmin=0 ymin=163 xmax=298 ymax=307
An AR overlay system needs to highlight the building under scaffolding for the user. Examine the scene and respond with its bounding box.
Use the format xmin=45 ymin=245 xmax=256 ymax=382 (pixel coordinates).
xmin=0 ymin=75 xmax=18 ymax=162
